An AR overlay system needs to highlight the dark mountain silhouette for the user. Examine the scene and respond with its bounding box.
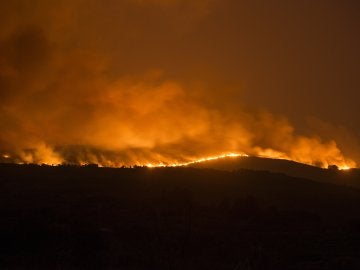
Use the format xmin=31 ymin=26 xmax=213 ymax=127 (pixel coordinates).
xmin=189 ymin=155 xmax=360 ymax=188
xmin=1 ymin=163 xmax=360 ymax=269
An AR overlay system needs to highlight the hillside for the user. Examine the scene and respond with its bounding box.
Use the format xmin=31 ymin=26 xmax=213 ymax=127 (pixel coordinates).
xmin=1 ymin=164 xmax=360 ymax=269
xmin=189 ymin=155 xmax=360 ymax=188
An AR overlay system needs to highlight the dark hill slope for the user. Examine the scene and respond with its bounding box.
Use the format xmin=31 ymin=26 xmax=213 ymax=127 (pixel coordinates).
xmin=0 ymin=164 xmax=359 ymax=216
xmin=1 ymin=164 xmax=360 ymax=269
xmin=189 ymin=156 xmax=360 ymax=188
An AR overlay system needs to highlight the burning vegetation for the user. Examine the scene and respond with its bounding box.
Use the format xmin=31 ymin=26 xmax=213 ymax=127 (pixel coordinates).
xmin=0 ymin=0 xmax=358 ymax=170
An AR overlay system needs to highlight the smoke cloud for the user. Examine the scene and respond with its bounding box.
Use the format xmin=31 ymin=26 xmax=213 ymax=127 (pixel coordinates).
xmin=0 ymin=0 xmax=358 ymax=168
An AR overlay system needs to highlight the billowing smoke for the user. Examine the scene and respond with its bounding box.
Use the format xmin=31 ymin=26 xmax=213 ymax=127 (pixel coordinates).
xmin=0 ymin=0 xmax=358 ymax=169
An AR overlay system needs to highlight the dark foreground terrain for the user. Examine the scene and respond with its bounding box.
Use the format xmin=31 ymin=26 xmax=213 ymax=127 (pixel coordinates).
xmin=1 ymin=164 xmax=360 ymax=269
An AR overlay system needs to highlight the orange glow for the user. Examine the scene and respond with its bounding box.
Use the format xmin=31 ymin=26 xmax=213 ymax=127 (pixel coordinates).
xmin=145 ymin=153 xmax=248 ymax=168
xmin=0 ymin=56 xmax=357 ymax=170
xmin=339 ymin=165 xmax=351 ymax=171
xmin=144 ymin=151 xmax=355 ymax=170
xmin=2 ymin=144 xmax=356 ymax=170
xmin=0 ymin=1 xmax=359 ymax=174
xmin=254 ymin=148 xmax=355 ymax=170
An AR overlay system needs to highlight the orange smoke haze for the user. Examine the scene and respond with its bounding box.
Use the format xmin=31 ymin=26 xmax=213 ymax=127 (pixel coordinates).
xmin=0 ymin=71 xmax=355 ymax=169
xmin=0 ymin=0 xmax=358 ymax=169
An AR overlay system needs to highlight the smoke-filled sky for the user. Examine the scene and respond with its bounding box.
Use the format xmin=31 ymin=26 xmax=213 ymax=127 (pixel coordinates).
xmin=0 ymin=0 xmax=359 ymax=168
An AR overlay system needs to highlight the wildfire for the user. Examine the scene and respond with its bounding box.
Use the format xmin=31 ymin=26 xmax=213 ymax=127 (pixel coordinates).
xmin=0 ymin=147 xmax=356 ymax=172
xmin=146 ymin=153 xmax=248 ymax=168
xmin=144 ymin=152 xmax=355 ymax=171
xmin=338 ymin=165 xmax=351 ymax=171
xmin=255 ymin=151 xmax=355 ymax=171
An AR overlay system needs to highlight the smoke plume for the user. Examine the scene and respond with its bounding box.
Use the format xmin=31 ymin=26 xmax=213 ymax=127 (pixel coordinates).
xmin=0 ymin=0 xmax=358 ymax=169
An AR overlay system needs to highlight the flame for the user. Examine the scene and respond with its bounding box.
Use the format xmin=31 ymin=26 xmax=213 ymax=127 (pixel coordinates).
xmin=145 ymin=152 xmax=248 ymax=168
xmin=1 ymin=146 xmax=356 ymax=170
xmin=0 ymin=64 xmax=357 ymax=170
xmin=144 ymin=151 xmax=355 ymax=170
xmin=0 ymin=1 xmax=359 ymax=174
xmin=254 ymin=148 xmax=355 ymax=170
xmin=338 ymin=165 xmax=351 ymax=171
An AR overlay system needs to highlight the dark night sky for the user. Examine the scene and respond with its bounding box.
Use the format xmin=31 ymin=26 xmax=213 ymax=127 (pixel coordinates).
xmin=0 ymin=0 xmax=359 ymax=167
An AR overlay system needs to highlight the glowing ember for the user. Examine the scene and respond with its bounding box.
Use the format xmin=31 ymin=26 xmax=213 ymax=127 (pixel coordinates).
xmin=2 ymin=154 xmax=10 ymax=159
